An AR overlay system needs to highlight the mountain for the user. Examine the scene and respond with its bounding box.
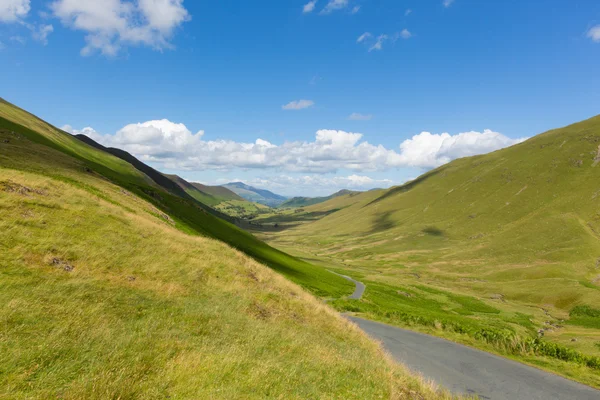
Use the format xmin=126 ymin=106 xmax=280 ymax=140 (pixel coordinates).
xmin=253 ymin=114 xmax=600 ymax=386
xmin=166 ymin=175 xmax=270 ymax=219
xmin=222 ymin=182 xmax=288 ymax=207
xmin=165 ymin=174 xmax=245 ymax=205
xmin=0 ymin=98 xmax=442 ymax=398
xmin=190 ymin=182 xmax=245 ymax=202
xmin=279 ymin=189 xmax=359 ymax=208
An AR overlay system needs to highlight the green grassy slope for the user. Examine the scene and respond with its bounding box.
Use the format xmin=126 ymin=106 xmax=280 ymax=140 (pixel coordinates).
xmin=279 ymin=190 xmax=358 ymax=208
xmin=193 ymin=182 xmax=245 ymax=201
xmin=254 ymin=114 xmax=600 ymax=386
xmin=0 ymin=144 xmax=450 ymax=399
xmin=0 ymin=99 xmax=351 ymax=298
xmin=166 ymin=174 xmax=223 ymax=206
xmin=251 ymin=189 xmax=381 ymax=230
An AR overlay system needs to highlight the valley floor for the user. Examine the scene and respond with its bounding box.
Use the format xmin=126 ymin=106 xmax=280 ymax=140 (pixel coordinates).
xmin=250 ymin=221 xmax=600 ymax=390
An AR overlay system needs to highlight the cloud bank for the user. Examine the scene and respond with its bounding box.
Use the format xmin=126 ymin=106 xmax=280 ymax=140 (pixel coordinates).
xmin=63 ymin=120 xmax=526 ymax=173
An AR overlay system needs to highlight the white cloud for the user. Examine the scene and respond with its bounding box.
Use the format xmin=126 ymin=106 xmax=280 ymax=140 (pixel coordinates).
xmin=64 ymin=120 xmax=526 ymax=173
xmin=349 ymin=113 xmax=372 ymax=121
xmin=303 ymin=0 xmax=317 ymax=13
xmin=0 ymin=40 xmax=4 ymax=50
xmin=32 ymin=24 xmax=53 ymax=45
xmin=443 ymin=0 xmax=455 ymax=8
xmin=405 ymin=9 xmax=412 ymax=16
xmin=357 ymin=32 xmax=372 ymax=43
xmin=397 ymin=130 xmax=527 ymax=168
xmin=282 ymin=99 xmax=314 ymax=110
xmin=369 ymin=34 xmax=387 ymax=51
xmin=351 ymin=5 xmax=360 ymax=14
xmin=588 ymin=25 xmax=600 ymax=42
xmin=320 ymin=0 xmax=348 ymax=14
xmin=50 ymin=0 xmax=190 ymax=56
xmin=0 ymin=0 xmax=30 ymax=22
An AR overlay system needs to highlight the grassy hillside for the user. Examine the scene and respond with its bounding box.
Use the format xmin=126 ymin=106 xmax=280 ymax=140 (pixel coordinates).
xmin=254 ymin=114 xmax=600 ymax=387
xmin=192 ymin=182 xmax=245 ymax=202
xmin=166 ymin=174 xmax=224 ymax=206
xmin=76 ymin=135 xmax=191 ymax=199
xmin=279 ymin=190 xmax=358 ymax=208
xmin=0 ymin=99 xmax=452 ymax=398
xmin=251 ymin=190 xmax=378 ymax=231
xmin=215 ymin=199 xmax=271 ymax=219
xmin=0 ymin=98 xmax=351 ymax=298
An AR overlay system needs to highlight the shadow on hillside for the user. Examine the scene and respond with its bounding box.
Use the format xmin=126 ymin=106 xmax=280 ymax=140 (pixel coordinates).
xmin=240 ymin=209 xmax=343 ymax=234
xmin=367 ymin=211 xmax=397 ymax=235
xmin=240 ymin=222 xmax=302 ymax=233
xmin=367 ymin=166 xmax=447 ymax=207
xmin=257 ymin=209 xmax=342 ymax=225
xmin=422 ymin=226 xmax=444 ymax=236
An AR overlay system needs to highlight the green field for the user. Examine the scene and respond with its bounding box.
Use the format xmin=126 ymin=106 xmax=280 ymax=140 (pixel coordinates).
xmin=215 ymin=199 xmax=272 ymax=219
xmin=252 ymin=113 xmax=600 ymax=387
xmin=0 ymin=99 xmax=452 ymax=399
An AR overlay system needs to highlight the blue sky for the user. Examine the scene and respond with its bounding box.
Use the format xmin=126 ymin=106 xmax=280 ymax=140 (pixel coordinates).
xmin=1 ymin=0 xmax=600 ymax=196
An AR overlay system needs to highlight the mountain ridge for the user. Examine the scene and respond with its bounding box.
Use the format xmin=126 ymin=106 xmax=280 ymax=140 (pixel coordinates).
xmin=222 ymin=181 xmax=288 ymax=207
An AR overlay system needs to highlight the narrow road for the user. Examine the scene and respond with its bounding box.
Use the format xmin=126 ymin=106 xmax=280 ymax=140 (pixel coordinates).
xmin=328 ymin=270 xmax=365 ymax=299
xmin=349 ymin=316 xmax=600 ymax=400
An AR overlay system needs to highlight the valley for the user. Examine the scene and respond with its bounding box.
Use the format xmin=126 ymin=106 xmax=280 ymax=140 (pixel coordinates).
xmin=0 ymin=99 xmax=448 ymax=399
xmin=249 ymin=114 xmax=600 ymax=388
xmin=3 ymin=1 xmax=599 ymax=398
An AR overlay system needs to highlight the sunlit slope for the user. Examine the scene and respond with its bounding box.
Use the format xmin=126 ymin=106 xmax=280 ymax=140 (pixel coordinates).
xmin=279 ymin=190 xmax=359 ymax=208
xmin=0 ymin=99 xmax=351 ymax=297
xmin=0 ymin=158 xmax=444 ymax=398
xmin=278 ymin=115 xmax=600 ymax=306
xmin=251 ymin=115 xmax=600 ymax=384
xmin=253 ymin=190 xmax=381 ymax=228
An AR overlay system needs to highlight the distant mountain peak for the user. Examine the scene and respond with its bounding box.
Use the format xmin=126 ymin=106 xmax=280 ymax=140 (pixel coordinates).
xmin=222 ymin=182 xmax=287 ymax=207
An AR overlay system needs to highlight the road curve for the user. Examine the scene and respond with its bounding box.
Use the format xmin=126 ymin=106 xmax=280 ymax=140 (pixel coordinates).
xmin=349 ymin=316 xmax=600 ymax=400
xmin=328 ymin=271 xmax=365 ymax=299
